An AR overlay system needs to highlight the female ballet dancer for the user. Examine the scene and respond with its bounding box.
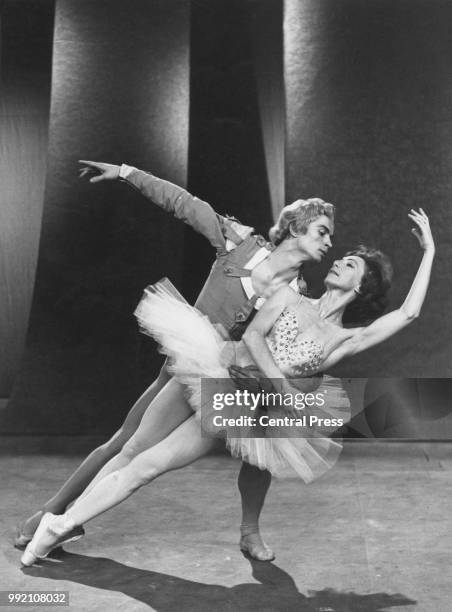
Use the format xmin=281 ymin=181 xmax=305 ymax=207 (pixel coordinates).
xmin=20 ymin=208 xmax=434 ymax=567
xmin=16 ymin=160 xmax=335 ymax=562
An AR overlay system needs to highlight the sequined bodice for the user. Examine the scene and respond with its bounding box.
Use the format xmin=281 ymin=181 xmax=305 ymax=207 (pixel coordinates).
xmin=266 ymin=308 xmax=323 ymax=376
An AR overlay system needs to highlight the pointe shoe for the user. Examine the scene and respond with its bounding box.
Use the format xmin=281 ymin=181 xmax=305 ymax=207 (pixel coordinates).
xmin=15 ymin=521 xmax=85 ymax=551
xmin=239 ymin=534 xmax=275 ymax=562
xmin=20 ymin=513 xmax=78 ymax=567
xmin=20 ymin=545 xmax=48 ymax=567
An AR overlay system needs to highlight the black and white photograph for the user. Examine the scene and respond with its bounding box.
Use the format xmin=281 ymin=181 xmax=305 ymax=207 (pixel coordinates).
xmin=0 ymin=1 xmax=451 ymax=610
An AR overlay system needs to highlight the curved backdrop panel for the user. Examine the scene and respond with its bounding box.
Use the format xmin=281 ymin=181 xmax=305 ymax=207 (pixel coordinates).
xmin=284 ymin=0 xmax=452 ymax=378
xmin=0 ymin=0 xmax=55 ymax=396
xmin=2 ymin=0 xmax=190 ymax=433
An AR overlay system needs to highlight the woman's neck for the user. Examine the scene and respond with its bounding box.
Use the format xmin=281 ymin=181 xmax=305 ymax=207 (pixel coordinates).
xmin=312 ymin=288 xmax=354 ymax=325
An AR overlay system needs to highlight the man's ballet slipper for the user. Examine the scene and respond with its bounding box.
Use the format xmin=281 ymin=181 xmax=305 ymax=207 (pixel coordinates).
xmin=239 ymin=536 xmax=276 ymax=562
xmin=14 ymin=528 xmax=33 ymax=550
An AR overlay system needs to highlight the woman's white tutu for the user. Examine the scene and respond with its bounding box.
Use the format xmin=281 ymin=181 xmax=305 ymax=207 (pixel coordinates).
xmin=134 ymin=280 xmax=350 ymax=482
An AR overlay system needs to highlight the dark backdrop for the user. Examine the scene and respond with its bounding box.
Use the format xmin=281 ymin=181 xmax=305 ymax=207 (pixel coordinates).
xmin=182 ymin=0 xmax=274 ymax=303
xmin=2 ymin=0 xmax=190 ymax=433
xmin=0 ymin=0 xmax=55 ymax=395
xmin=285 ymin=0 xmax=452 ymax=378
xmin=0 ymin=0 xmax=451 ymax=436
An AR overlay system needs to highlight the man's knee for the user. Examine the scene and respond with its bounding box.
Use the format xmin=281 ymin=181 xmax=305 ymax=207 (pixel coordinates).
xmin=118 ymin=436 xmax=147 ymax=462
xmin=98 ymin=427 xmax=135 ymax=458
xmin=101 ymin=373 xmax=172 ymax=457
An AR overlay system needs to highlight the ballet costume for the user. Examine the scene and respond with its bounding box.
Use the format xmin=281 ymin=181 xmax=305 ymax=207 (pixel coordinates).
xmin=134 ymin=280 xmax=350 ymax=483
xmin=19 ymin=279 xmax=351 ymax=567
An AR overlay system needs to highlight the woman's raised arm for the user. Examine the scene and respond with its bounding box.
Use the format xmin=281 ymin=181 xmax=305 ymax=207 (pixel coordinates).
xmin=323 ymin=209 xmax=435 ymax=368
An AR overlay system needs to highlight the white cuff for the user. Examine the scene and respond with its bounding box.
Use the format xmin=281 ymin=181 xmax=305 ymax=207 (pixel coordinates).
xmin=119 ymin=164 xmax=136 ymax=179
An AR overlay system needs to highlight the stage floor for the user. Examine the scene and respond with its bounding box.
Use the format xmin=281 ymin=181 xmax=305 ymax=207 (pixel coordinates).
xmin=1 ymin=439 xmax=451 ymax=611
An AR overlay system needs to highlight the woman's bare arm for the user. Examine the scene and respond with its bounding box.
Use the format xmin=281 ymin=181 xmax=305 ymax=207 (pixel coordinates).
xmin=322 ymin=209 xmax=435 ymax=369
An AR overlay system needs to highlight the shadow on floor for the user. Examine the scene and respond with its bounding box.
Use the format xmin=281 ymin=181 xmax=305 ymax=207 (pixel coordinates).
xmin=22 ymin=550 xmax=417 ymax=611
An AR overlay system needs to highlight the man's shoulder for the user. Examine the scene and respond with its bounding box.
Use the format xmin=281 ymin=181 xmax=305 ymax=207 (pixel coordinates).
xmin=223 ymin=216 xmax=257 ymax=251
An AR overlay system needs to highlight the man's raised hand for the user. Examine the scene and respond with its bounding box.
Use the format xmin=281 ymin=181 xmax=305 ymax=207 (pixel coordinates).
xmin=78 ymin=160 xmax=120 ymax=183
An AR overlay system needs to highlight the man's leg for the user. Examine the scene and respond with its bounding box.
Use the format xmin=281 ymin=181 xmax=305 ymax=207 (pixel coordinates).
xmin=17 ymin=365 xmax=171 ymax=540
xmin=238 ymin=462 xmax=274 ymax=561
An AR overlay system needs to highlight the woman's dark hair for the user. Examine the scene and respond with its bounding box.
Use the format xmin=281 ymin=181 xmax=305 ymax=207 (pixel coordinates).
xmin=343 ymin=245 xmax=393 ymax=325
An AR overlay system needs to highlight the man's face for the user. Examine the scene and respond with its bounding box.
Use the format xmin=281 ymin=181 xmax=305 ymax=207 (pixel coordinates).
xmin=294 ymin=214 xmax=334 ymax=262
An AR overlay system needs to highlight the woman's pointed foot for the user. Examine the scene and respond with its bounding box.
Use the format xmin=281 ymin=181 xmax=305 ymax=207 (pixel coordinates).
xmin=20 ymin=513 xmax=77 ymax=567
xmin=239 ymin=532 xmax=275 ymax=562
xmin=15 ymin=513 xmax=85 ymax=551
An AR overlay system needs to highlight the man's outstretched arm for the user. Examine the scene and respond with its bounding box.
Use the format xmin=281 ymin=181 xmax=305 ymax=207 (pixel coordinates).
xmin=78 ymin=160 xmax=252 ymax=250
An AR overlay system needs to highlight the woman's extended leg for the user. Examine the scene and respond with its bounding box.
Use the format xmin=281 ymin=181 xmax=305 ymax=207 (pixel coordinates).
xmin=75 ymin=377 xmax=195 ymax=499
xmin=21 ymin=415 xmax=218 ymax=564
xmin=70 ymin=414 xmax=217 ymax=524
xmin=17 ymin=365 xmax=178 ymax=541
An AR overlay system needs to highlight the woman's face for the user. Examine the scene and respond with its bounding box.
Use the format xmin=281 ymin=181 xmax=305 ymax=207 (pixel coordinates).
xmin=324 ymin=255 xmax=366 ymax=292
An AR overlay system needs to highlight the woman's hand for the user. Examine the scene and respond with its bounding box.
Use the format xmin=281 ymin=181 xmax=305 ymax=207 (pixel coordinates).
xmin=228 ymin=365 xmax=274 ymax=394
xmin=78 ymin=160 xmax=120 ymax=183
xmin=285 ymin=375 xmax=322 ymax=394
xmin=409 ymin=208 xmax=435 ymax=253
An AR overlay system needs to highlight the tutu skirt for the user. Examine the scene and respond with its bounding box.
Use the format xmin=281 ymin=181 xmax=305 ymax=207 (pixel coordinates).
xmin=135 ymin=279 xmax=350 ymax=482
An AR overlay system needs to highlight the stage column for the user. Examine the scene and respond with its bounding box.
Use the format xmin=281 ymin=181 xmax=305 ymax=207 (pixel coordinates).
xmin=2 ymin=0 xmax=190 ymax=433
